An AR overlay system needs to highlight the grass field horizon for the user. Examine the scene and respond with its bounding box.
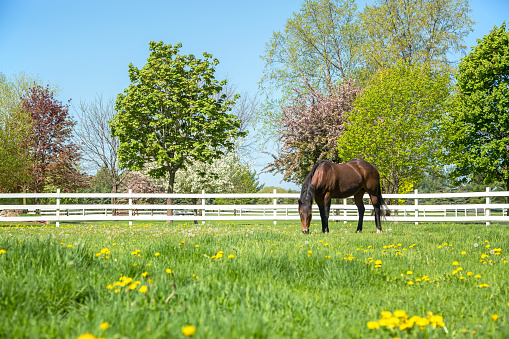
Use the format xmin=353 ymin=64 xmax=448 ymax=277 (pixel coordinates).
xmin=1 ymin=220 xmax=508 ymax=338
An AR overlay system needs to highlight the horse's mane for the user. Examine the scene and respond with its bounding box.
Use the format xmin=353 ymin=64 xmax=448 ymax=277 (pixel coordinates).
xmin=300 ymin=160 xmax=329 ymax=203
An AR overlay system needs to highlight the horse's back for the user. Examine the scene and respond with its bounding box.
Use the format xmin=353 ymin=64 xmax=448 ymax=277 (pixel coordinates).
xmin=313 ymin=159 xmax=380 ymax=198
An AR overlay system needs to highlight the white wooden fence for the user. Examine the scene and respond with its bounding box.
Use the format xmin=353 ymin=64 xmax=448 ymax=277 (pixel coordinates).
xmin=0 ymin=188 xmax=508 ymax=227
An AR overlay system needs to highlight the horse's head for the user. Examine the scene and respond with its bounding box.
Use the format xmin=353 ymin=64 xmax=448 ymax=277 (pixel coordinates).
xmin=298 ymin=198 xmax=312 ymax=234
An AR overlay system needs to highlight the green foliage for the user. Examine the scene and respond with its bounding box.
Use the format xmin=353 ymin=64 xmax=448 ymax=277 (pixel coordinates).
xmin=360 ymin=0 xmax=474 ymax=75
xmin=445 ymin=23 xmax=509 ymax=190
xmin=258 ymin=0 xmax=361 ymax=141
xmin=336 ymin=62 xmax=451 ymax=194
xmin=111 ymin=42 xmax=246 ymax=193
xmin=257 ymin=0 xmax=474 ymax=142
xmin=0 ymin=73 xmax=34 ymax=192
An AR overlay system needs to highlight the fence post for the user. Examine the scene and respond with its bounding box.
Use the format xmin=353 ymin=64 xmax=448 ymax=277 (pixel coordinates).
xmin=56 ymin=189 xmax=60 ymax=228
xmin=414 ymin=189 xmax=419 ymax=225
xmin=273 ymin=188 xmax=277 ymax=225
xmin=129 ymin=189 xmax=133 ymax=226
xmin=486 ymin=187 xmax=490 ymax=226
xmin=202 ymin=190 xmax=206 ymax=225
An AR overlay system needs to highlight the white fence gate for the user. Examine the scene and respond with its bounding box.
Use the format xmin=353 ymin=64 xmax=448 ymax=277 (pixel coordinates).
xmin=0 ymin=188 xmax=508 ymax=227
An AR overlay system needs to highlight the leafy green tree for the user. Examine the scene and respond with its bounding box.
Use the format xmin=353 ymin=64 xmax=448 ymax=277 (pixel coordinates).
xmin=0 ymin=73 xmax=33 ymax=192
xmin=360 ymin=0 xmax=474 ymax=75
xmin=258 ymin=0 xmax=361 ymax=141
xmin=336 ymin=62 xmax=451 ymax=195
xmin=445 ymin=23 xmax=509 ymax=192
xmin=111 ymin=41 xmax=246 ymax=218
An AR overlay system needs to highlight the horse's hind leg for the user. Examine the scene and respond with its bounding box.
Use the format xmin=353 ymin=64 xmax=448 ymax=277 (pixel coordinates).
xmin=354 ymin=191 xmax=365 ymax=233
xmin=370 ymin=195 xmax=382 ymax=233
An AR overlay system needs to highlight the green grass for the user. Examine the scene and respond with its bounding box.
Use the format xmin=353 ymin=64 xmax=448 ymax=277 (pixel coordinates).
xmin=0 ymin=220 xmax=508 ymax=338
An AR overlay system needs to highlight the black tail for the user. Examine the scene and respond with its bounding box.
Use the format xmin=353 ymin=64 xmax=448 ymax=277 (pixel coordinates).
xmin=377 ymin=183 xmax=390 ymax=219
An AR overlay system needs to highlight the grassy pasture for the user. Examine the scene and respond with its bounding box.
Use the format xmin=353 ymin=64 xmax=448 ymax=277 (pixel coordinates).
xmin=0 ymin=220 xmax=508 ymax=338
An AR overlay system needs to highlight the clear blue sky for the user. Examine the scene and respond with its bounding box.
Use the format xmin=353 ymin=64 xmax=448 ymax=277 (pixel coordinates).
xmin=1 ymin=0 xmax=508 ymax=190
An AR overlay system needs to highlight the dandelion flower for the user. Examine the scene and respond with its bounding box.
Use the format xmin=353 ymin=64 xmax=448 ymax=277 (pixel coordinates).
xmin=228 ymin=254 xmax=234 ymax=259
xmin=139 ymin=285 xmax=148 ymax=293
xmin=182 ymin=325 xmax=196 ymax=336
xmin=491 ymin=314 xmax=499 ymax=321
xmin=381 ymin=311 xmax=392 ymax=319
xmin=166 ymin=269 xmax=172 ymax=274
xmin=366 ymin=321 xmax=380 ymax=329
xmin=0 ymin=249 xmax=6 ymax=254
xmin=394 ymin=310 xmax=407 ymax=318
xmin=452 ymin=261 xmax=459 ymax=266
xmin=155 ymin=252 xmax=160 ymax=256
xmin=100 ymin=322 xmax=109 ymax=330
xmin=407 ymin=281 xmax=414 ymax=285
xmin=141 ymin=272 xmax=148 ymax=277
xmin=407 ymin=271 xmax=413 ymax=275
xmin=77 ymin=334 xmax=96 ymax=339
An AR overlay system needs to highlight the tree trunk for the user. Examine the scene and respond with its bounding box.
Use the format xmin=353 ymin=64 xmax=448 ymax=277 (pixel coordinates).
xmin=111 ymin=184 xmax=117 ymax=216
xmin=166 ymin=171 xmax=176 ymax=224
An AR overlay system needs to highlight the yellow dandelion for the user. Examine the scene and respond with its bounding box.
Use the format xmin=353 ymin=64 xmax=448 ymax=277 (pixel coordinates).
xmin=407 ymin=271 xmax=413 ymax=275
xmin=228 ymin=254 xmax=235 ymax=259
xmin=195 ymin=244 xmax=199 ymax=248
xmin=67 ymin=244 xmax=73 ymax=248
xmin=139 ymin=285 xmax=148 ymax=293
xmin=491 ymin=314 xmax=499 ymax=321
xmin=407 ymin=281 xmax=414 ymax=285
xmin=394 ymin=310 xmax=407 ymax=318
xmin=381 ymin=311 xmax=392 ymax=319
xmin=141 ymin=272 xmax=148 ymax=277
xmin=77 ymin=334 xmax=96 ymax=339
xmin=366 ymin=321 xmax=380 ymax=329
xmin=452 ymin=261 xmax=459 ymax=265
xmin=99 ymin=322 xmax=109 ymax=330
xmin=166 ymin=269 xmax=172 ymax=274
xmin=155 ymin=252 xmax=160 ymax=256
xmin=182 ymin=325 xmax=196 ymax=336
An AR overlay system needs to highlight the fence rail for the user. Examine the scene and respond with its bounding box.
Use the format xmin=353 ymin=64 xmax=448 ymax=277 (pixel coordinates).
xmin=0 ymin=188 xmax=507 ymax=227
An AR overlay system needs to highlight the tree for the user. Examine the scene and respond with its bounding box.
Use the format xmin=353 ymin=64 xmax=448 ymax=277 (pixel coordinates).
xmin=22 ymin=85 xmax=87 ymax=196
xmin=336 ymin=62 xmax=451 ymax=195
xmin=264 ymin=78 xmax=361 ymax=184
xmin=445 ymin=23 xmax=509 ymax=191
xmin=74 ymin=95 xmax=126 ymax=203
xmin=171 ymin=141 xmax=259 ymax=195
xmin=217 ymin=80 xmax=259 ymax=158
xmin=258 ymin=0 xmax=362 ymax=141
xmin=359 ymin=0 xmax=474 ymax=74
xmin=0 ymin=73 xmax=33 ymax=192
xmin=111 ymin=41 xmax=246 ymax=219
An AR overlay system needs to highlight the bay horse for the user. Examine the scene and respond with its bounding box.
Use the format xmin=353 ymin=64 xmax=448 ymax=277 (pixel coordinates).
xmin=298 ymin=159 xmax=387 ymax=234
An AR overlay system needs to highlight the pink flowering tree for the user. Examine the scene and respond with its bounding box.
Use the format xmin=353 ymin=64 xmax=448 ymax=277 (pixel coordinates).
xmin=265 ymin=78 xmax=361 ymax=184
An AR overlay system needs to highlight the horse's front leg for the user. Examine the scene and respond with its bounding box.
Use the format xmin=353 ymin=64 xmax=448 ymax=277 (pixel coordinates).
xmin=317 ymin=194 xmax=331 ymax=233
xmin=354 ymin=191 xmax=365 ymax=232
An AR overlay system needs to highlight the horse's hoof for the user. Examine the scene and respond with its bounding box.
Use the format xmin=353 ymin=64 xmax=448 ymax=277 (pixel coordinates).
xmin=376 ymin=229 xmax=382 ymax=234
xmin=356 ymin=230 xmax=362 ymax=233
xmin=302 ymin=229 xmax=309 ymax=234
